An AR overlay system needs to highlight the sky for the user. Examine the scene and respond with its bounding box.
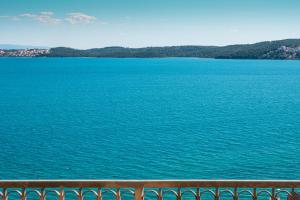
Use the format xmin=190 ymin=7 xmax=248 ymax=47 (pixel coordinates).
xmin=0 ymin=0 xmax=300 ymax=49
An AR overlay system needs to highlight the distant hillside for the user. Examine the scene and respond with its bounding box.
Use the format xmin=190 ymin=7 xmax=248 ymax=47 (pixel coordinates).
xmin=46 ymin=39 xmax=300 ymax=60
xmin=2 ymin=39 xmax=300 ymax=59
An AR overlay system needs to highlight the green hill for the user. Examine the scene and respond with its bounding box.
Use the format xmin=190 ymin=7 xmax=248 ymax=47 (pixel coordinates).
xmin=46 ymin=39 xmax=300 ymax=59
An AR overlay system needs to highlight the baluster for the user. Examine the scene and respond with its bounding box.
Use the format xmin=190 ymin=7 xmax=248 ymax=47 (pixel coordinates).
xmin=215 ymin=188 xmax=219 ymax=200
xmin=271 ymin=188 xmax=276 ymax=200
xmin=177 ymin=188 xmax=181 ymax=200
xmin=158 ymin=189 xmax=163 ymax=200
xmin=134 ymin=187 xmax=143 ymax=200
xmin=59 ymin=188 xmax=65 ymax=200
xmin=78 ymin=188 xmax=83 ymax=200
xmin=21 ymin=188 xmax=26 ymax=200
xmin=116 ymin=188 xmax=121 ymax=200
xmin=196 ymin=188 xmax=201 ymax=200
xmin=40 ymin=188 xmax=45 ymax=200
xmin=96 ymin=188 xmax=102 ymax=200
xmin=2 ymin=188 xmax=7 ymax=200
xmin=253 ymin=188 xmax=257 ymax=200
xmin=196 ymin=188 xmax=200 ymax=200
xmin=233 ymin=188 xmax=238 ymax=200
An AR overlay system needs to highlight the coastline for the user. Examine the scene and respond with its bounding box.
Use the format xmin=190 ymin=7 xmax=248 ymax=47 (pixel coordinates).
xmin=1 ymin=56 xmax=300 ymax=61
xmin=1 ymin=38 xmax=300 ymax=60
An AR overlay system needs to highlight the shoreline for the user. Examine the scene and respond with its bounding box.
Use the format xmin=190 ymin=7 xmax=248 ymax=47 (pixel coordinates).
xmin=1 ymin=56 xmax=300 ymax=61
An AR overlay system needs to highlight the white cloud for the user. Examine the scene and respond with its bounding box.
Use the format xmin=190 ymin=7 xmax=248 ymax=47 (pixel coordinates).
xmin=65 ymin=12 xmax=97 ymax=24
xmin=20 ymin=11 xmax=62 ymax=24
xmin=1 ymin=11 xmax=100 ymax=25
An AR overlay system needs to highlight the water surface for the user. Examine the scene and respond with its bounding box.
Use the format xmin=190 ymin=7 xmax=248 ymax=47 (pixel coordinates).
xmin=0 ymin=58 xmax=299 ymax=179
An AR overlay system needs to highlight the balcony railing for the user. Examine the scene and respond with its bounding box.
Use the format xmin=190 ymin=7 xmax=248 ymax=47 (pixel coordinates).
xmin=0 ymin=180 xmax=299 ymax=200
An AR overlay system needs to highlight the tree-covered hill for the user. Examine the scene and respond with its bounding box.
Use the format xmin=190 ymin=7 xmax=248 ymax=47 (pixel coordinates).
xmin=34 ymin=39 xmax=300 ymax=59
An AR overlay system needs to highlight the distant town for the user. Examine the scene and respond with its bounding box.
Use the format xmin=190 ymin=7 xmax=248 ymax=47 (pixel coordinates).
xmin=0 ymin=49 xmax=49 ymax=57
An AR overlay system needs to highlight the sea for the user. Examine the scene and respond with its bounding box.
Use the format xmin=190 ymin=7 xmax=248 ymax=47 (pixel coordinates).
xmin=0 ymin=57 xmax=299 ymax=180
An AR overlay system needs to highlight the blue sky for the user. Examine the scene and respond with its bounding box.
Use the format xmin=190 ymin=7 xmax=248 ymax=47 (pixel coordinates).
xmin=0 ymin=0 xmax=300 ymax=49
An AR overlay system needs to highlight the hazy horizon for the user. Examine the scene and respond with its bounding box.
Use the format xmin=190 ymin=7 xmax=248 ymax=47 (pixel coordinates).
xmin=1 ymin=0 xmax=300 ymax=49
xmin=3 ymin=38 xmax=300 ymax=51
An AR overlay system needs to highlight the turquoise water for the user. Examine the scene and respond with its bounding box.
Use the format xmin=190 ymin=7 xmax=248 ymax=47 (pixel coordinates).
xmin=0 ymin=58 xmax=299 ymax=180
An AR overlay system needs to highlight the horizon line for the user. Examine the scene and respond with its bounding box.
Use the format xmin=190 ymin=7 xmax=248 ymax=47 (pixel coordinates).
xmin=1 ymin=38 xmax=300 ymax=50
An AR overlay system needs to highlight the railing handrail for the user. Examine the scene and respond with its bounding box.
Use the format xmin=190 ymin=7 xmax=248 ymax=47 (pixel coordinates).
xmin=0 ymin=180 xmax=299 ymax=188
